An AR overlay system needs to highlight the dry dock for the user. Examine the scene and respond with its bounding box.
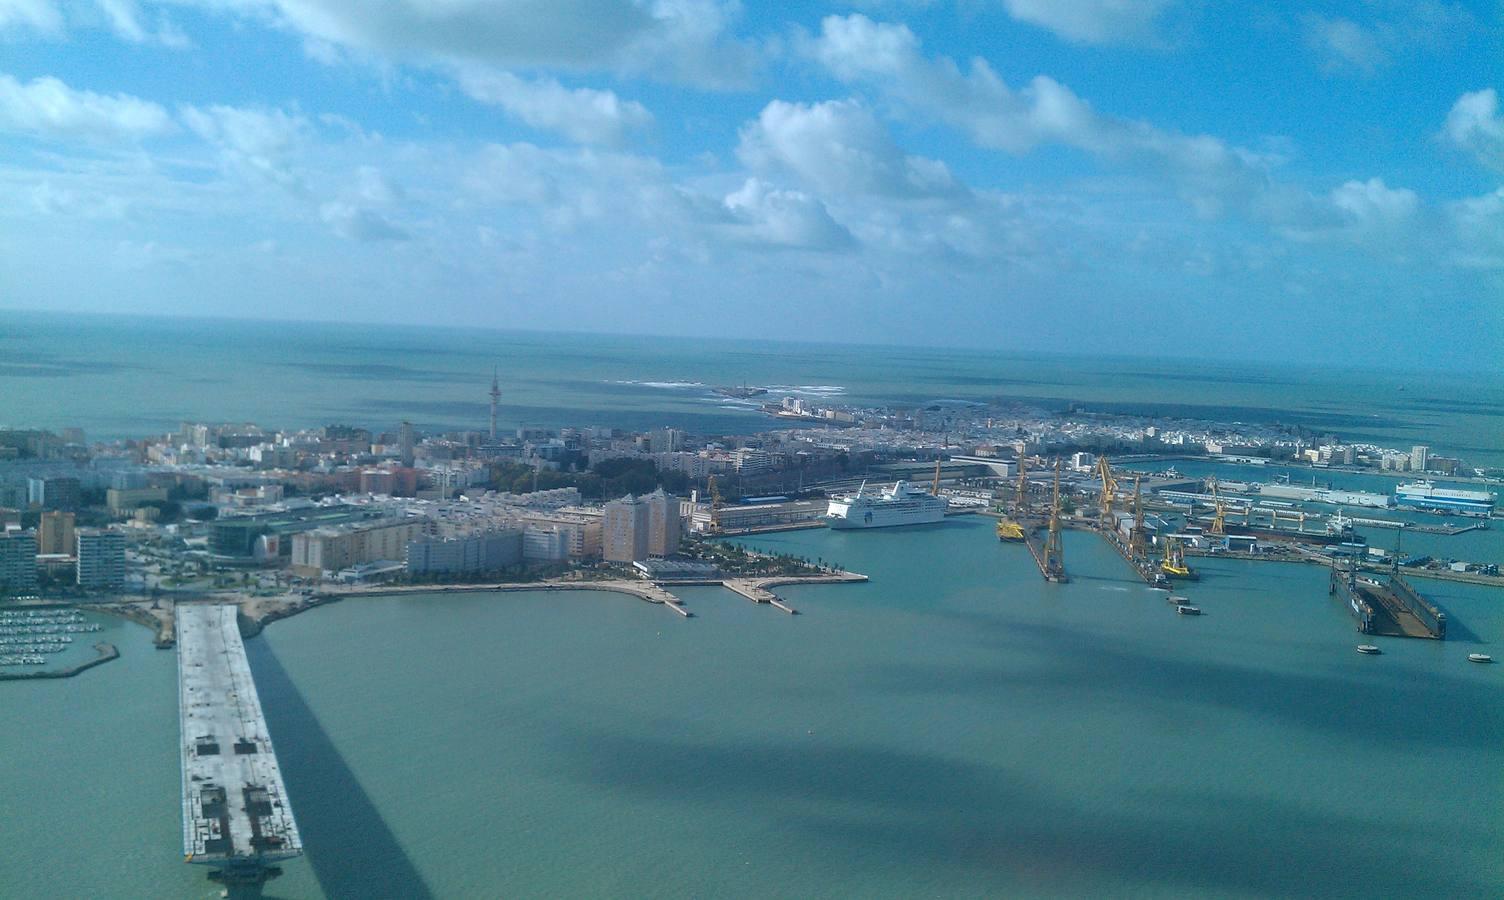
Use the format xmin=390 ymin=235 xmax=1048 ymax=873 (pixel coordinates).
xmin=177 ymin=603 xmax=302 ymax=895
xmin=1329 ymin=569 xmax=1446 ymax=639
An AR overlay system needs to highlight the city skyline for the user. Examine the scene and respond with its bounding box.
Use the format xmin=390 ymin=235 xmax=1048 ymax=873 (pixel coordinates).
xmin=1 ymin=2 xmax=1500 ymax=360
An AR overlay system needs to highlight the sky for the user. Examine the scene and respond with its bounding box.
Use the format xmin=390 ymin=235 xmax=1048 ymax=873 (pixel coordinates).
xmin=1 ymin=1 xmax=1501 ymax=363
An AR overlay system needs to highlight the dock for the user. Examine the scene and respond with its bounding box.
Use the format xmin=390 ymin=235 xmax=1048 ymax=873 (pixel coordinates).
xmin=1086 ymin=524 xmax=1163 ymax=586
xmin=1329 ymin=569 xmax=1446 ymax=639
xmin=1021 ymin=523 xmax=1068 ymax=583
xmin=176 ymin=603 xmax=302 ymax=895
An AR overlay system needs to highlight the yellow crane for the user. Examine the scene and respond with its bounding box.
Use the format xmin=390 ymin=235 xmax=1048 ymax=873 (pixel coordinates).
xmin=931 ymin=458 xmax=942 ymax=496
xmin=1096 ymin=456 xmax=1117 ymax=524
xmin=1209 ymin=478 xmax=1226 ymax=536
xmin=707 ymin=474 xmax=723 ymax=532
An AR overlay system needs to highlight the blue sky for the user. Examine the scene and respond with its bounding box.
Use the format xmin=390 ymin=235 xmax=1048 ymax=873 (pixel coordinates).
xmin=1 ymin=1 xmax=1500 ymax=363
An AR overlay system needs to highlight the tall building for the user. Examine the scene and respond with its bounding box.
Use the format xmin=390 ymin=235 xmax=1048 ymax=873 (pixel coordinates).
xmin=76 ymin=529 xmax=126 ymax=589
xmin=0 ymin=529 xmax=39 ymax=594
xmin=27 ymin=476 xmax=81 ymax=511
xmin=1410 ymin=445 xmax=1430 ymax=472
xmin=603 ymin=494 xmax=651 ymax=562
xmin=645 ymin=488 xmax=681 ymax=557
xmin=399 ymin=421 xmax=416 ymax=467
xmin=38 ymin=510 xmax=76 ymax=556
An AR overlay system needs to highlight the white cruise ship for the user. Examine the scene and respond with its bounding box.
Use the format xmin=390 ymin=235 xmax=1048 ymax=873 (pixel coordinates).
xmin=826 ymin=481 xmax=948 ymax=529
xmin=1394 ymin=481 xmax=1496 ymax=516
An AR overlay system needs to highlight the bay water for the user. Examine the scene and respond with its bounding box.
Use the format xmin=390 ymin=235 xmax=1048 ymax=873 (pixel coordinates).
xmin=2 ymin=518 xmax=1500 ymax=897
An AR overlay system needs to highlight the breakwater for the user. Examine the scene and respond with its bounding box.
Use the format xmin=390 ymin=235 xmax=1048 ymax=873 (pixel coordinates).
xmin=0 ymin=642 xmax=118 ymax=681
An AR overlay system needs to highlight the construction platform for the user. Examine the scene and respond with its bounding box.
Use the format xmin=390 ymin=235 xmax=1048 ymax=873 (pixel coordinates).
xmin=177 ymin=603 xmax=302 ymax=892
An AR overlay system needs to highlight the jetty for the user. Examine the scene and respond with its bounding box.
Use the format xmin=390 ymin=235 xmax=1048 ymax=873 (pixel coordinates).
xmin=721 ymin=573 xmax=866 ymax=613
xmin=177 ymin=603 xmax=302 ymax=896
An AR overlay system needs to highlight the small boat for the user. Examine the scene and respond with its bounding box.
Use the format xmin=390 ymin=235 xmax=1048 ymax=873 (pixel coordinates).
xmin=1357 ymin=644 xmax=1381 ymax=655
xmin=1468 ymin=653 xmax=1493 ymax=664
xmin=1176 ymin=605 xmax=1202 ymax=615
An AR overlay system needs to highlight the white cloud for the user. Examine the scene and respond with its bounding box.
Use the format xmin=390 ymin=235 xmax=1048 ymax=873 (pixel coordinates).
xmin=1447 ymin=187 xmax=1504 ymax=269
xmin=1301 ymin=16 xmax=1387 ymax=73
xmin=0 ymin=72 xmax=173 ymax=141
xmin=180 ymin=103 xmax=309 ymax=187
xmin=811 ymin=15 xmax=1276 ymax=216
xmin=454 ymin=67 xmax=652 ymax=146
xmin=319 ymin=200 xmax=408 ymax=241
xmin=173 ymin=0 xmax=759 ymax=86
xmin=1442 ymin=88 xmax=1504 ymax=170
xmin=1331 ymin=177 xmax=1418 ymax=225
xmin=721 ymin=178 xmax=854 ymax=250
xmin=736 ymin=98 xmax=962 ymax=200
xmin=0 ymin=0 xmax=60 ymax=32
xmin=1000 ymin=0 xmax=1175 ymax=45
xmin=95 ymin=0 xmax=190 ymax=47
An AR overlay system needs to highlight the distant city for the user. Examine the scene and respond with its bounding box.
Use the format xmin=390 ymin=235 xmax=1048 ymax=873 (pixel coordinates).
xmin=0 ymin=373 xmax=1498 ymax=602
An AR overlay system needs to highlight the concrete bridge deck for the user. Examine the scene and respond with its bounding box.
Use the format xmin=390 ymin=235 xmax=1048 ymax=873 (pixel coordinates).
xmin=177 ymin=603 xmax=301 ymax=892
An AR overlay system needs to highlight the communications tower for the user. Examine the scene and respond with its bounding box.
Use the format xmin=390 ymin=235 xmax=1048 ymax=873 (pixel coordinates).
xmin=489 ymin=367 xmax=500 ymax=443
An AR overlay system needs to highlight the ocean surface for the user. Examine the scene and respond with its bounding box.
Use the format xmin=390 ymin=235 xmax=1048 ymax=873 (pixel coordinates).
xmin=2 ymin=518 xmax=1501 ymax=898
xmin=2 ymin=309 xmax=1502 ymax=466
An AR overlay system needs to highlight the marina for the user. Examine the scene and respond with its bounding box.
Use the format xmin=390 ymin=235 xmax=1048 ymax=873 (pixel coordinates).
xmin=0 ymin=609 xmax=102 ymax=667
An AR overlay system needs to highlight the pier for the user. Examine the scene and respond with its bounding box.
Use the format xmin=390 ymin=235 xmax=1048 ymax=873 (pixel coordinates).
xmin=1021 ymin=523 xmax=1068 ymax=583
xmin=721 ymin=573 xmax=866 ymax=613
xmin=177 ymin=603 xmax=302 ymax=897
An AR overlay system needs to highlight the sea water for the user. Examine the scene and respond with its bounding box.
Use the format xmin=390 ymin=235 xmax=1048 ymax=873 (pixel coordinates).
xmin=2 ymin=518 xmax=1500 ymax=898
xmin=3 ymin=310 xmax=1501 ymax=467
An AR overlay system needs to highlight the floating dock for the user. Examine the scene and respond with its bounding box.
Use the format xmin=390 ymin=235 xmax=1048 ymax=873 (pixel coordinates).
xmin=177 ymin=603 xmax=302 ymax=895
xmin=1329 ymin=569 xmax=1446 ymax=639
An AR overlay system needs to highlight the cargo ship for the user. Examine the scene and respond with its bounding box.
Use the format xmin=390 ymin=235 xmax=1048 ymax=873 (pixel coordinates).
xmin=827 ymin=481 xmax=947 ymax=529
xmin=1394 ymin=481 xmax=1495 ymax=516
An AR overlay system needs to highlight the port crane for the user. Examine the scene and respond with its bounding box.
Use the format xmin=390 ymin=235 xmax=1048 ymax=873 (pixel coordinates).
xmin=1096 ymin=456 xmax=1117 ymax=525
xmin=1042 ymin=461 xmax=1066 ymax=580
xmin=1014 ymin=456 xmax=1030 ymax=516
xmin=707 ymin=474 xmax=723 ymax=533
xmin=931 ymin=458 xmax=942 ymax=496
xmin=1209 ymin=478 xmax=1226 ymax=537
xmin=1128 ymin=476 xmax=1148 ymax=558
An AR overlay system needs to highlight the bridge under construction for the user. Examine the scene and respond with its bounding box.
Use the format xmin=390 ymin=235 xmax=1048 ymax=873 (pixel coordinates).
xmin=177 ymin=603 xmax=302 ymax=897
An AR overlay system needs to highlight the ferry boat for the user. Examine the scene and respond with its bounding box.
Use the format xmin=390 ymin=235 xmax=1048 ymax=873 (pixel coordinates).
xmin=826 ymin=480 xmax=948 ymax=530
xmin=1394 ymin=481 xmax=1495 ymax=516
